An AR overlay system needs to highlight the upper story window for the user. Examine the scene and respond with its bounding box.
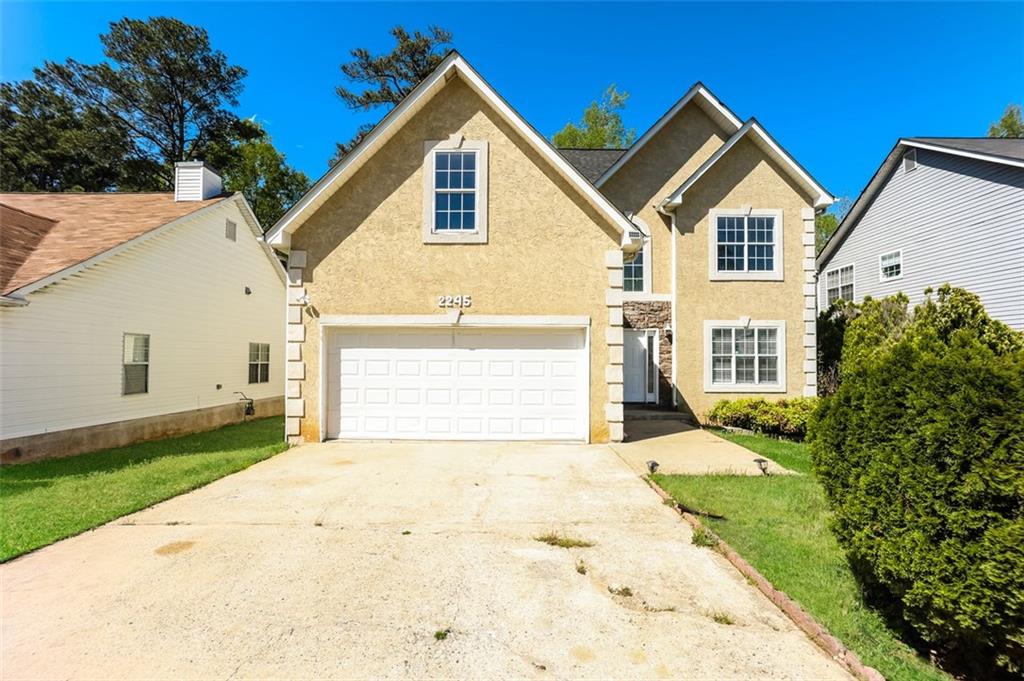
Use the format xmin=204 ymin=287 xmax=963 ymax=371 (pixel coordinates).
xmin=423 ymin=138 xmax=489 ymax=244
xmin=225 ymin=219 xmax=237 ymax=241
xmin=122 ymin=333 xmax=150 ymax=395
xmin=708 ymin=209 xmax=784 ymax=281
xmin=623 ymin=230 xmax=645 ymax=292
xmin=826 ymin=264 xmax=854 ymax=305
xmin=434 ymin=151 xmax=477 ymax=231
xmin=879 ymin=250 xmax=902 ymax=281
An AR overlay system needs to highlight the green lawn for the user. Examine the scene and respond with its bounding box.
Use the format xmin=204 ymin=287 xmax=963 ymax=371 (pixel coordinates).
xmin=0 ymin=417 xmax=288 ymax=562
xmin=653 ymin=430 xmax=949 ymax=681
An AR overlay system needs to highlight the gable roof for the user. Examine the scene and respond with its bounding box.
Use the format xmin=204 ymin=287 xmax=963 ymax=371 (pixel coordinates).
xmin=660 ymin=118 xmax=835 ymax=211
xmin=902 ymin=137 xmax=1024 ymax=166
xmin=593 ymin=82 xmax=744 ymax=187
xmin=817 ymin=137 xmax=1024 ymax=268
xmin=558 ymin=148 xmax=627 ymax=183
xmin=0 ymin=192 xmax=275 ymax=298
xmin=266 ymin=52 xmax=638 ymax=246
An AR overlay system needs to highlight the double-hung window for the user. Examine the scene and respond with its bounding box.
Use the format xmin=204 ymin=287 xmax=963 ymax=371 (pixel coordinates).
xmin=248 ymin=343 xmax=270 ymax=384
xmin=423 ymin=139 xmax=488 ymax=244
xmin=433 ymin=150 xmax=477 ymax=231
xmin=623 ymin=230 xmax=645 ymax=292
xmin=705 ymin=322 xmax=786 ymax=392
xmin=122 ymin=333 xmax=150 ymax=395
xmin=709 ymin=209 xmax=783 ymax=280
xmin=826 ymin=264 xmax=854 ymax=304
xmin=879 ymin=251 xmax=902 ymax=281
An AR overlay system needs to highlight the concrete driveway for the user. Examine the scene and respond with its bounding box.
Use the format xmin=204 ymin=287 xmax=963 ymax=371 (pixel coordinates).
xmin=2 ymin=441 xmax=847 ymax=680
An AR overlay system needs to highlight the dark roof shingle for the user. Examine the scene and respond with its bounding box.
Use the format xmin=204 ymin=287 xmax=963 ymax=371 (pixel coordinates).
xmin=557 ymin=148 xmax=627 ymax=183
xmin=905 ymin=137 xmax=1024 ymax=163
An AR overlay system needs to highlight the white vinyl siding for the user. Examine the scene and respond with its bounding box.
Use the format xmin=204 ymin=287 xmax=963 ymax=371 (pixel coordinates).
xmin=819 ymin=148 xmax=1024 ymax=329
xmin=0 ymin=201 xmax=285 ymax=440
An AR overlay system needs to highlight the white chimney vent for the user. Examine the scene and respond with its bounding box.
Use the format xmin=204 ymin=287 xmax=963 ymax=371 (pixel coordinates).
xmin=174 ymin=161 xmax=223 ymax=201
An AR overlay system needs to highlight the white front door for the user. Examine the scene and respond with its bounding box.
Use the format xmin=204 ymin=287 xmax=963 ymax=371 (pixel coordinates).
xmin=623 ymin=329 xmax=657 ymax=403
xmin=325 ymin=327 xmax=588 ymax=441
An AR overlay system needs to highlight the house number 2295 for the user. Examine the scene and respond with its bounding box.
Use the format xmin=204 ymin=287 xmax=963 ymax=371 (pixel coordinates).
xmin=437 ymin=294 xmax=472 ymax=308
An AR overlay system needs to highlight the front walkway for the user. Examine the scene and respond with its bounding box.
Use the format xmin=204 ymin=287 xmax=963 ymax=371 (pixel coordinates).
xmin=2 ymin=441 xmax=843 ymax=679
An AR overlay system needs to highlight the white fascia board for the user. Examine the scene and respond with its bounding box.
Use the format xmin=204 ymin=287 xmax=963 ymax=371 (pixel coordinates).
xmin=318 ymin=314 xmax=591 ymax=328
xmin=7 ymin=196 xmax=238 ymax=298
xmin=267 ymin=52 xmax=635 ymax=243
xmin=231 ymin=193 xmax=287 ymax=285
xmin=0 ymin=295 xmax=29 ymax=307
xmin=899 ymin=139 xmax=1024 ymax=169
xmin=662 ymin=119 xmax=834 ymax=212
xmin=595 ymin=83 xmax=743 ymax=188
xmin=265 ymin=52 xmax=460 ymax=245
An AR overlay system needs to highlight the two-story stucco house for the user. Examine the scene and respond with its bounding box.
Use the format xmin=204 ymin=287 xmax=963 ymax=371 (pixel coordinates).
xmin=817 ymin=137 xmax=1024 ymax=329
xmin=265 ymin=53 xmax=833 ymax=444
xmin=0 ymin=163 xmax=286 ymax=462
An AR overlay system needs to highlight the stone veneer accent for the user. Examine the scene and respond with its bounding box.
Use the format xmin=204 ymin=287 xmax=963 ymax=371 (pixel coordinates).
xmin=286 ymin=250 xmax=307 ymax=443
xmin=622 ymin=300 xmax=673 ymax=405
xmin=605 ymin=249 xmax=624 ymax=442
xmin=801 ymin=207 xmax=818 ymax=397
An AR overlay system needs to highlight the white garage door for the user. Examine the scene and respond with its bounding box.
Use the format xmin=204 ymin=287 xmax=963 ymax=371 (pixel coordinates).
xmin=325 ymin=327 xmax=588 ymax=441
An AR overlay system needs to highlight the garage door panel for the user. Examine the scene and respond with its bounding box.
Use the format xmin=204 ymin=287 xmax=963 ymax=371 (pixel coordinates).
xmin=325 ymin=328 xmax=587 ymax=441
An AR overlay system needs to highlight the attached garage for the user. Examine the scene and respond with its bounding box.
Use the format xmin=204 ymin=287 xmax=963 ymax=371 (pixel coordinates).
xmin=323 ymin=324 xmax=589 ymax=441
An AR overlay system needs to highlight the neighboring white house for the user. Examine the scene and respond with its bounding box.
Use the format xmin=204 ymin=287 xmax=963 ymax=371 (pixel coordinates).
xmin=817 ymin=138 xmax=1024 ymax=329
xmin=0 ymin=162 xmax=286 ymax=463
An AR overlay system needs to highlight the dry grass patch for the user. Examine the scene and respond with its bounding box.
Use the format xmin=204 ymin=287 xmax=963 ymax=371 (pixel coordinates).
xmin=534 ymin=532 xmax=594 ymax=549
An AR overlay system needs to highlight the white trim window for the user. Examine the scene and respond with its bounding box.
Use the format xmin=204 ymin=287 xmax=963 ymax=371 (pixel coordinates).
xmin=708 ymin=209 xmax=784 ymax=280
xmin=825 ymin=264 xmax=854 ymax=305
xmin=879 ymin=250 xmax=902 ymax=281
xmin=122 ymin=333 xmax=150 ymax=396
xmin=248 ymin=342 xmax=270 ymax=384
xmin=422 ymin=138 xmax=489 ymax=244
xmin=623 ymin=229 xmax=651 ymax=293
xmin=703 ymin=320 xmax=786 ymax=392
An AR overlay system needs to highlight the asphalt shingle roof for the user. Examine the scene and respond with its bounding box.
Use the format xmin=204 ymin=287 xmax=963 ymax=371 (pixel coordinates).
xmin=0 ymin=192 xmax=224 ymax=295
xmin=557 ymin=148 xmax=627 ymax=183
xmin=906 ymin=137 xmax=1024 ymax=162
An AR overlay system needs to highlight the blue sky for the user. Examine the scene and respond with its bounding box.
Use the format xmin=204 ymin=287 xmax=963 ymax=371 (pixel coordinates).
xmin=2 ymin=2 xmax=1022 ymax=203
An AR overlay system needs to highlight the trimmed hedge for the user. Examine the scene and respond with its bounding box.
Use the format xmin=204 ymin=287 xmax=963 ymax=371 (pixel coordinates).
xmin=809 ymin=286 xmax=1024 ymax=676
xmin=707 ymin=397 xmax=817 ymax=440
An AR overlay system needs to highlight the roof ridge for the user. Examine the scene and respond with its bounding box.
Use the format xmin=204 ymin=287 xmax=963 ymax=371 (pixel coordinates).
xmin=0 ymin=202 xmax=59 ymax=223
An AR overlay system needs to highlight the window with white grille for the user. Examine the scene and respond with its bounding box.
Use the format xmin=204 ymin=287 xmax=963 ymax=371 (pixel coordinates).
xmin=248 ymin=343 xmax=270 ymax=384
xmin=708 ymin=209 xmax=783 ymax=280
xmin=826 ymin=264 xmax=854 ymax=305
xmin=880 ymin=251 xmax=902 ymax=280
xmin=123 ymin=334 xmax=150 ymax=395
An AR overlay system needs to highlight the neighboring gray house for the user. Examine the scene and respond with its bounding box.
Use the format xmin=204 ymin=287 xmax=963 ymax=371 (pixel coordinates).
xmin=817 ymin=138 xmax=1024 ymax=329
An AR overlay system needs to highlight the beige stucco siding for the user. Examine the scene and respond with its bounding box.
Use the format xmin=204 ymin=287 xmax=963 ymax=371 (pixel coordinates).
xmin=290 ymin=77 xmax=620 ymax=442
xmin=672 ymin=136 xmax=813 ymax=418
xmin=601 ymin=104 xmax=729 ymax=294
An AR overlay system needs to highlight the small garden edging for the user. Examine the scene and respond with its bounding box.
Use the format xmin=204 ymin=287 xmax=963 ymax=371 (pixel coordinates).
xmin=644 ymin=476 xmax=885 ymax=681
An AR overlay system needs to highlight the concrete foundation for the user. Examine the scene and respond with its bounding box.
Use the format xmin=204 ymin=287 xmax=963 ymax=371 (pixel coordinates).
xmin=0 ymin=396 xmax=284 ymax=465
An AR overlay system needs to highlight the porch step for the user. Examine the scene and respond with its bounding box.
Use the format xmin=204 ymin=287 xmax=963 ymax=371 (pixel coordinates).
xmin=624 ymin=408 xmax=696 ymax=424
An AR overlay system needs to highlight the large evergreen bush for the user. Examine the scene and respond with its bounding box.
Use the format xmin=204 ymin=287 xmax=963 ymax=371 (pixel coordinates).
xmin=809 ymin=286 xmax=1024 ymax=676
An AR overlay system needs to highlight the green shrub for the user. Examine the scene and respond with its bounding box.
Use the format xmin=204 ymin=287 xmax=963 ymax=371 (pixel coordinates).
xmin=809 ymin=285 xmax=1024 ymax=676
xmin=707 ymin=397 xmax=817 ymax=440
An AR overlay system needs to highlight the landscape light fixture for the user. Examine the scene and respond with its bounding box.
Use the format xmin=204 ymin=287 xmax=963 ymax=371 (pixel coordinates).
xmin=646 ymin=460 xmax=659 ymax=474
xmin=753 ymin=458 xmax=769 ymax=476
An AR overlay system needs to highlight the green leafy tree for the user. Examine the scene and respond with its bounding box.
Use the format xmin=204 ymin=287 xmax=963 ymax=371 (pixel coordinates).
xmin=815 ymin=196 xmax=852 ymax=253
xmin=332 ymin=26 xmax=453 ymax=164
xmin=552 ymin=86 xmax=636 ymax=149
xmin=222 ymin=130 xmax=311 ymax=228
xmin=0 ymin=79 xmax=135 ymax=191
xmin=988 ymin=104 xmax=1024 ymax=138
xmin=38 ymin=17 xmax=259 ymax=189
